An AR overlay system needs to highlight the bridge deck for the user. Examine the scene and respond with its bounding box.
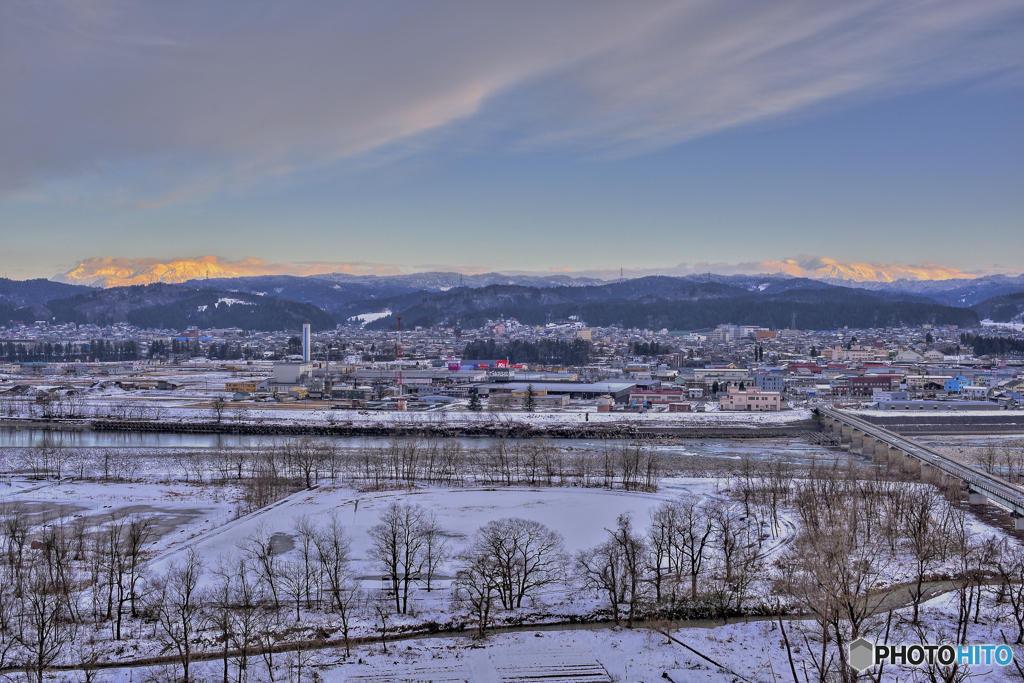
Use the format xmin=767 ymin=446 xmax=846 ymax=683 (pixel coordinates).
xmin=820 ymin=407 xmax=1024 ymax=517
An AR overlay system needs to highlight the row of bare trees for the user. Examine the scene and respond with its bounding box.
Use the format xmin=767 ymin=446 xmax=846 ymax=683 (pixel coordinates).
xmin=774 ymin=460 xmax=1024 ymax=683
xmin=0 ymin=504 xmax=155 ymax=683
xmin=978 ymin=445 xmax=1024 ymax=484
xmin=4 ymin=437 xmax=663 ymax=495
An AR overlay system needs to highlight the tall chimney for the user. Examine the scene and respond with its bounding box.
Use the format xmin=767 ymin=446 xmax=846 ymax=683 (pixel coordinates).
xmin=302 ymin=323 xmax=311 ymax=363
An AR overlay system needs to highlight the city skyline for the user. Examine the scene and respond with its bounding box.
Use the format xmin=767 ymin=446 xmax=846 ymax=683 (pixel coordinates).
xmin=2 ymin=1 xmax=1023 ymax=279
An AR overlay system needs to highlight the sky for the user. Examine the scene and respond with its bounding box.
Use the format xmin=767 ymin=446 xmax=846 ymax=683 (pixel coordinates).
xmin=1 ymin=1 xmax=1023 ymax=282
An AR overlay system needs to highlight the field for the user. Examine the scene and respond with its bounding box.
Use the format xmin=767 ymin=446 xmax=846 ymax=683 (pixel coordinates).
xmin=0 ymin=432 xmax=1023 ymax=683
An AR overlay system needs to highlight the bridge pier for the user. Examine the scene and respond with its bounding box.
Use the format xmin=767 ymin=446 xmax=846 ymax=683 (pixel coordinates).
xmin=1014 ymin=514 xmax=1024 ymax=532
xmin=862 ymin=435 xmax=880 ymax=460
xmin=968 ymin=488 xmax=987 ymax=505
xmin=840 ymin=424 xmax=852 ymax=451
xmin=920 ymin=461 xmax=942 ymax=485
xmin=851 ymin=429 xmax=864 ymax=454
xmin=901 ymin=452 xmax=921 ymax=477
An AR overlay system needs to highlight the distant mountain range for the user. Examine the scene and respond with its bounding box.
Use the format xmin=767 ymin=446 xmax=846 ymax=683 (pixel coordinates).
xmin=54 ymin=255 xmax=996 ymax=287
xmin=350 ymin=276 xmax=982 ymax=331
xmin=5 ymin=270 xmax=1024 ymax=331
xmin=1 ymin=282 xmax=333 ymax=331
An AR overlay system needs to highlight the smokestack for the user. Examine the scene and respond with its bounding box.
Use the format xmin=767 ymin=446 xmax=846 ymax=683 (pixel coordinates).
xmin=302 ymin=323 xmax=310 ymax=363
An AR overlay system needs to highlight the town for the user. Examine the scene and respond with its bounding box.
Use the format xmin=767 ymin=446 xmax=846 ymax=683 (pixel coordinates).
xmin=2 ymin=317 xmax=1022 ymax=420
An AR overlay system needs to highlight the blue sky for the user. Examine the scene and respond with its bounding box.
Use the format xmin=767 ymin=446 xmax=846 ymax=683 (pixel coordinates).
xmin=1 ymin=1 xmax=1022 ymax=281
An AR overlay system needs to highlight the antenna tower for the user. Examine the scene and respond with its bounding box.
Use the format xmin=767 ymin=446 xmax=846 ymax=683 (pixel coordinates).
xmin=396 ymin=317 xmax=406 ymax=411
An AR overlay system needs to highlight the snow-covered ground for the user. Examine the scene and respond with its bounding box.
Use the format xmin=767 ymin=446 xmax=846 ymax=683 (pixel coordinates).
xmin=0 ymin=478 xmax=238 ymax=554
xmin=52 ymin=596 xmax=1024 ymax=683
xmin=148 ymin=480 xmax=740 ymax=585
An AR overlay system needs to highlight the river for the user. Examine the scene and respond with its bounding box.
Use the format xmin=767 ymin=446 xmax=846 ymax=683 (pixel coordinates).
xmin=0 ymin=425 xmax=847 ymax=467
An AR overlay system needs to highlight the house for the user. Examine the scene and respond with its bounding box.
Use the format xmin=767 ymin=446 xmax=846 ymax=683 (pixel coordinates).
xmin=944 ymin=376 xmax=967 ymax=394
xmin=894 ymin=350 xmax=925 ymax=363
xmin=962 ymin=385 xmax=989 ymax=400
xmin=225 ymin=378 xmax=270 ymax=394
xmin=753 ymin=369 xmax=788 ymax=393
xmin=719 ymin=386 xmax=781 ymax=411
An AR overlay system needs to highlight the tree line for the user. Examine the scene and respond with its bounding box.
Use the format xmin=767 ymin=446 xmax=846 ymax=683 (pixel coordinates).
xmin=960 ymin=332 xmax=1024 ymax=357
xmin=2 ymin=340 xmax=140 ymax=363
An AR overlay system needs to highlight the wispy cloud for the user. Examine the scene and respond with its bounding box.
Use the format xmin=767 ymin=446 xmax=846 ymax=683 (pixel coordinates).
xmin=3 ymin=1 xmax=1022 ymax=201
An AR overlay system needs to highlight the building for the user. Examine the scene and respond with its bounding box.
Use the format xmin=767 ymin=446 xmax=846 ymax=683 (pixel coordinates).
xmin=628 ymin=389 xmax=686 ymax=406
xmin=893 ymin=349 xmax=925 ymax=363
xmin=753 ymin=369 xmax=787 ymax=393
xmin=944 ymin=376 xmax=967 ymax=394
xmin=719 ymin=386 xmax=781 ymax=411
xmin=874 ymin=400 xmax=997 ymax=411
xmin=225 ymin=379 xmax=269 ymax=394
xmin=848 ymin=374 xmax=901 ymax=397
xmin=480 ymin=381 xmax=635 ymax=402
xmin=962 ymin=385 xmax=989 ymax=400
xmin=820 ymin=346 xmax=879 ymax=362
xmin=272 ymin=362 xmax=312 ymax=385
xmin=491 ymin=392 xmax=571 ymax=409
xmin=873 ymin=390 xmax=910 ymax=402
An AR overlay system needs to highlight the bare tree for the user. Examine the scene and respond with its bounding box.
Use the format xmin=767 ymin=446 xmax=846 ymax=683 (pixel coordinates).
xmin=368 ymin=590 xmax=393 ymax=655
xmin=421 ymin=511 xmax=450 ymax=593
xmin=292 ymin=515 xmax=318 ymax=609
xmin=469 ymin=517 xmax=564 ymax=610
xmin=212 ymin=397 xmax=227 ymax=424
xmin=453 ymin=547 xmax=501 ymax=638
xmin=18 ymin=563 xmax=75 ymax=683
xmin=153 ymin=549 xmax=205 ymax=683
xmin=903 ymin=488 xmax=948 ymax=624
xmin=994 ymin=540 xmax=1024 ymax=643
xmin=674 ymin=494 xmax=714 ymax=598
xmin=577 ymin=513 xmax=648 ymax=626
xmin=243 ymin=524 xmax=282 ymax=613
xmin=313 ymin=513 xmax=357 ymax=656
xmin=367 ymin=501 xmax=428 ymax=614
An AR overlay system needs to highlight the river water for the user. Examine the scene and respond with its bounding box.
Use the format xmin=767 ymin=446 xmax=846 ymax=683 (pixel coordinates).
xmin=0 ymin=426 xmax=846 ymax=467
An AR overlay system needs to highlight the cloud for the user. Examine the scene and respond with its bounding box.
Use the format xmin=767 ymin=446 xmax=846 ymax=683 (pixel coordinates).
xmin=57 ymin=254 xmax=1013 ymax=288
xmin=3 ymin=1 xmax=1022 ymax=200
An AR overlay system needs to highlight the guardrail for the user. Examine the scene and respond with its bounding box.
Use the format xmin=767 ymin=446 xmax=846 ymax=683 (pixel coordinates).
xmin=820 ymin=407 xmax=1024 ymax=517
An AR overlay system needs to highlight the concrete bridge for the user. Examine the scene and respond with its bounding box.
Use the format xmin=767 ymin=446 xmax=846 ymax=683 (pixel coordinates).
xmin=818 ymin=407 xmax=1024 ymax=530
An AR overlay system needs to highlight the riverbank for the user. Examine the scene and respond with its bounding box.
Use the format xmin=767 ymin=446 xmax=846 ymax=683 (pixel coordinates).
xmin=0 ymin=407 xmax=821 ymax=439
xmin=0 ymin=416 xmax=820 ymax=439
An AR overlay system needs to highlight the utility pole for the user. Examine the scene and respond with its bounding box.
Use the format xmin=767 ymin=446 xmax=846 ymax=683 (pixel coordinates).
xmin=324 ymin=340 xmax=332 ymax=400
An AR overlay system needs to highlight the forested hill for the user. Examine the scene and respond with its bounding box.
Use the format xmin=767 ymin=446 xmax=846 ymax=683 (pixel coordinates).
xmin=0 ymin=274 xmax=985 ymax=332
xmin=4 ymin=283 xmax=334 ymax=331
xmin=362 ymin=278 xmax=980 ymax=331
xmin=970 ymin=291 xmax=1024 ymax=323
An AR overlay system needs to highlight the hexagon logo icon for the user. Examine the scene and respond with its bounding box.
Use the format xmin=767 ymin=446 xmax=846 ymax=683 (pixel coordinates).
xmin=848 ymin=638 xmax=875 ymax=671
